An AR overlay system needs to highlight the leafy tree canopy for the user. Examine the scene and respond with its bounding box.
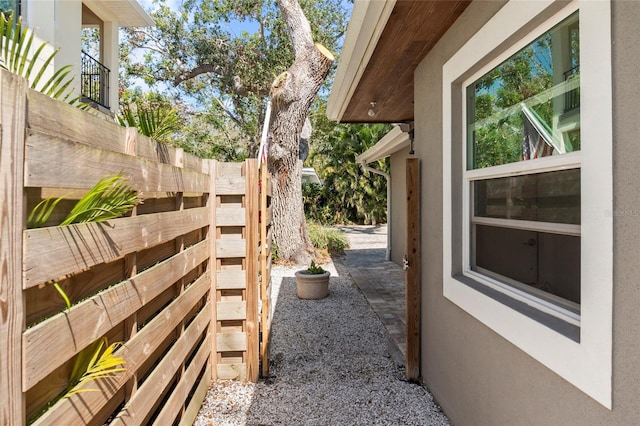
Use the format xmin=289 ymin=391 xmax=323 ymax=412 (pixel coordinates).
xmin=121 ymin=0 xmax=349 ymax=159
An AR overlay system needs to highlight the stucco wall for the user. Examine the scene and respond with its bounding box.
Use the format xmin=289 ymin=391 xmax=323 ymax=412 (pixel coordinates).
xmin=389 ymin=147 xmax=411 ymax=265
xmin=414 ymin=0 xmax=640 ymax=424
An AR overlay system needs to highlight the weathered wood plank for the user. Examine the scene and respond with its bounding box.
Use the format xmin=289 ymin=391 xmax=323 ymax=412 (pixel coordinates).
xmin=216 ymin=162 xmax=242 ymax=177
xmin=217 ymin=301 xmax=246 ymax=321
xmin=216 ymin=239 xmax=246 ymax=258
xmin=23 ymin=243 xmax=210 ymax=390
xmin=215 ymin=176 xmax=246 ymax=195
xmin=217 ymin=270 xmax=246 ymax=290
xmin=405 ymin=158 xmax=421 ymax=381
xmin=180 ymin=363 xmax=211 ymax=426
xmin=109 ymin=307 xmax=210 ymax=426
xmin=24 ymin=207 xmax=208 ymax=288
xmin=216 ymin=364 xmax=246 ymax=380
xmin=216 ymin=207 xmax=246 ymax=227
xmin=0 ymin=70 xmax=27 ymax=426
xmin=153 ymin=336 xmax=210 ymax=425
xmin=31 ymin=273 xmax=210 ymax=426
xmin=28 ymin=90 xmax=128 ymax=154
xmin=25 ymin=131 xmax=209 ymax=193
xmin=217 ymin=332 xmax=247 ymax=352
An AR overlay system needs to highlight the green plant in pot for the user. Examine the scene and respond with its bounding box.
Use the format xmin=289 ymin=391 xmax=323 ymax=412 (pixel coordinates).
xmin=295 ymin=260 xmax=330 ymax=299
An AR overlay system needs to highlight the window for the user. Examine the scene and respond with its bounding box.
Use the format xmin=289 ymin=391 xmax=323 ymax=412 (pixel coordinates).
xmin=466 ymin=13 xmax=581 ymax=317
xmin=442 ymin=0 xmax=612 ymax=408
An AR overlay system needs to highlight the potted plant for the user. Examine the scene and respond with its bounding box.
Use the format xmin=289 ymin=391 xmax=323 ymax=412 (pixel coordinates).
xmin=295 ymin=260 xmax=330 ymax=299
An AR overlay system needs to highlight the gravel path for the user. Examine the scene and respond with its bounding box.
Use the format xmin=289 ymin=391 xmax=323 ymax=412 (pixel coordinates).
xmin=194 ymin=259 xmax=449 ymax=425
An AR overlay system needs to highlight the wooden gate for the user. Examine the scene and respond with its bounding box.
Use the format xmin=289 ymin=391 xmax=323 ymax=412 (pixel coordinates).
xmin=210 ymin=160 xmax=273 ymax=382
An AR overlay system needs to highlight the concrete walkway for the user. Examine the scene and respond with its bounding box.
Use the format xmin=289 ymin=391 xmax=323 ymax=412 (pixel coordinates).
xmin=334 ymin=225 xmax=407 ymax=361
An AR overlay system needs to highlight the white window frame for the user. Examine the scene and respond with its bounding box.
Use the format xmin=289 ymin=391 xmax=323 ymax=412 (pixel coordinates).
xmin=442 ymin=0 xmax=612 ymax=409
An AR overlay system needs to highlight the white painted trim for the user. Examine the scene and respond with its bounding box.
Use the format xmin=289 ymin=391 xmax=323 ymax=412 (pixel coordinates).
xmin=327 ymin=0 xmax=396 ymax=122
xmin=471 ymin=217 xmax=581 ymax=237
xmin=356 ymin=125 xmax=410 ymax=164
xmin=442 ymin=0 xmax=612 ymax=408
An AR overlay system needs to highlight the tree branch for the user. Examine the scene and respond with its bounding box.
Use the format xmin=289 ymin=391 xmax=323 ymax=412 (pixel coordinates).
xmin=173 ymin=64 xmax=225 ymax=86
xmin=276 ymin=0 xmax=314 ymax=59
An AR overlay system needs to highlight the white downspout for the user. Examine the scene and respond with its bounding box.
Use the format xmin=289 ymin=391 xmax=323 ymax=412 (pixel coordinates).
xmin=360 ymin=163 xmax=391 ymax=261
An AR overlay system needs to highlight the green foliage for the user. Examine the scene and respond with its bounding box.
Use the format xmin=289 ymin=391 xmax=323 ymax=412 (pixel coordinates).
xmin=117 ymin=100 xmax=180 ymax=145
xmin=120 ymin=0 xmax=350 ymax=158
xmin=28 ymin=174 xmax=139 ymax=228
xmin=0 ymin=12 xmax=79 ymax=105
xmin=66 ymin=338 xmax=125 ymax=397
xmin=303 ymin=104 xmax=390 ymax=225
xmin=307 ymin=222 xmax=349 ymax=254
xmin=305 ymin=260 xmax=325 ymax=274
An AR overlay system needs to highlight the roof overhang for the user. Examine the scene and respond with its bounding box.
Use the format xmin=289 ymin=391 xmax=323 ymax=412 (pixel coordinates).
xmin=355 ymin=125 xmax=411 ymax=165
xmin=328 ymin=0 xmax=471 ymax=123
xmin=83 ymin=0 xmax=154 ymax=27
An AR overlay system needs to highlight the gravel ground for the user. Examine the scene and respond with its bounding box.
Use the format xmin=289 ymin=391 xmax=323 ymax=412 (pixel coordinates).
xmin=194 ymin=260 xmax=450 ymax=426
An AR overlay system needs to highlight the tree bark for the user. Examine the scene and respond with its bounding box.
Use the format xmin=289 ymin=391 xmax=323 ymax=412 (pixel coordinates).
xmin=268 ymin=0 xmax=334 ymax=264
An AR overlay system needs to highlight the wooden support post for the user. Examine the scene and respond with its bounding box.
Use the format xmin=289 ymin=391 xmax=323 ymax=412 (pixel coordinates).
xmin=405 ymin=158 xmax=421 ymax=381
xmin=0 ymin=70 xmax=27 ymax=425
xmin=207 ymin=160 xmax=218 ymax=379
xmin=259 ymin=164 xmax=270 ymax=377
xmin=245 ymin=159 xmax=259 ymax=382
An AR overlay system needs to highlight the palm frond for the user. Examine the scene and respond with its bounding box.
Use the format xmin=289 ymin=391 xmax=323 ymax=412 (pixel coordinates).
xmin=116 ymin=102 xmax=179 ymax=144
xmin=60 ymin=174 xmax=139 ymax=225
xmin=0 ymin=12 xmax=82 ymax=106
xmin=65 ymin=338 xmax=126 ymax=398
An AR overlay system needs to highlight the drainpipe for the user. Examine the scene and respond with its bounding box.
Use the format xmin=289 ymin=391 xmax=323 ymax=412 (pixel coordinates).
xmin=360 ymin=163 xmax=391 ymax=261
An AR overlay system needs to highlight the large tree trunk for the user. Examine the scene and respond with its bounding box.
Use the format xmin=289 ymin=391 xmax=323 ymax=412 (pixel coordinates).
xmin=268 ymin=0 xmax=334 ymax=264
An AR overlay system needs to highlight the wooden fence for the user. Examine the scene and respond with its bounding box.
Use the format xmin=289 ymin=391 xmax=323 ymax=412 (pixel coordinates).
xmin=0 ymin=70 xmax=272 ymax=425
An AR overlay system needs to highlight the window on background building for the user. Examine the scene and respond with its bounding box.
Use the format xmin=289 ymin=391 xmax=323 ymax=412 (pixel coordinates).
xmin=465 ymin=12 xmax=581 ymax=316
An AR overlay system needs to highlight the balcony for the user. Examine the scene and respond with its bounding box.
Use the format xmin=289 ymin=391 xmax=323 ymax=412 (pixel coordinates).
xmin=81 ymin=50 xmax=110 ymax=110
xmin=563 ymin=65 xmax=580 ymax=113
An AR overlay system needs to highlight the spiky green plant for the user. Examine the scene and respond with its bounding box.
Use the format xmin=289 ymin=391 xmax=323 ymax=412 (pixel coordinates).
xmin=28 ymin=173 xmax=139 ymax=228
xmin=0 ymin=12 xmax=80 ymax=104
xmin=117 ymin=102 xmax=179 ymax=144
xmin=66 ymin=337 xmax=126 ymax=397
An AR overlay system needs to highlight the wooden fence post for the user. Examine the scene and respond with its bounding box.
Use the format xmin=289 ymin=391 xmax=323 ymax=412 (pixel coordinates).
xmin=259 ymin=164 xmax=271 ymax=377
xmin=0 ymin=70 xmax=27 ymax=424
xmin=406 ymin=158 xmax=421 ymax=381
xmin=245 ymin=159 xmax=259 ymax=382
xmin=207 ymin=159 xmax=218 ymax=379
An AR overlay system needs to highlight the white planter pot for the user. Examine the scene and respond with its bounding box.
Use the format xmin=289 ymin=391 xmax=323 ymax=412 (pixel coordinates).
xmin=295 ymin=270 xmax=330 ymax=299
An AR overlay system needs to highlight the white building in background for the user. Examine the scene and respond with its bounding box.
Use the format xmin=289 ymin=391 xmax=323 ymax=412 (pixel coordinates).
xmin=3 ymin=0 xmax=153 ymax=114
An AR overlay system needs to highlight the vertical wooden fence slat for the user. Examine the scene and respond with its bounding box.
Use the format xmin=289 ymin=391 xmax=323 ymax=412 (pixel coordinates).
xmin=0 ymin=70 xmax=27 ymax=425
xmin=245 ymin=159 xmax=259 ymax=382
xmin=259 ymin=164 xmax=270 ymax=377
xmin=405 ymin=158 xmax=421 ymax=381
xmin=208 ymin=160 xmax=218 ymax=380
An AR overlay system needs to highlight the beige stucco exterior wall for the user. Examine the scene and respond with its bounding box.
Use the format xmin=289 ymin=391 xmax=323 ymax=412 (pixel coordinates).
xmin=414 ymin=0 xmax=640 ymax=424
xmin=389 ymin=147 xmax=411 ymax=265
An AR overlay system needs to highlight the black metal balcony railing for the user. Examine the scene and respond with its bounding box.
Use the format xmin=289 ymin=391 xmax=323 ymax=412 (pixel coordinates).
xmin=563 ymin=65 xmax=580 ymax=113
xmin=81 ymin=50 xmax=110 ymax=109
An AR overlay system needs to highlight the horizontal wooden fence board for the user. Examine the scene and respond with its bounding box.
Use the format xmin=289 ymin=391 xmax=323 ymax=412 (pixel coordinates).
xmin=25 ymin=131 xmax=210 ymax=193
xmin=217 ymin=301 xmax=246 ymax=321
xmin=24 ymin=207 xmax=208 ymax=288
xmin=216 ymin=162 xmax=242 ymax=177
xmin=135 ymin=134 xmax=182 ymax=167
xmin=181 ymin=363 xmax=211 ymax=426
xmin=215 ymin=177 xmax=246 ymax=195
xmin=216 ymin=270 xmax=246 ymax=290
xmin=109 ymin=307 xmax=210 ymax=426
xmin=217 ymin=332 xmax=247 ymax=352
xmin=23 ymin=242 xmax=209 ymax=390
xmin=153 ymin=334 xmax=211 ymax=425
xmin=31 ymin=273 xmax=210 ymax=426
xmin=28 ymin=90 xmax=129 ymax=155
xmin=216 ymin=207 xmax=246 ymax=227
xmin=216 ymin=364 xmax=246 ymax=380
xmin=216 ymin=239 xmax=246 ymax=258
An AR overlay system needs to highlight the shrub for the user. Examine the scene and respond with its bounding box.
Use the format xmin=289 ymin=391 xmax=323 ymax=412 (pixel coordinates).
xmin=307 ymin=222 xmax=349 ymax=254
